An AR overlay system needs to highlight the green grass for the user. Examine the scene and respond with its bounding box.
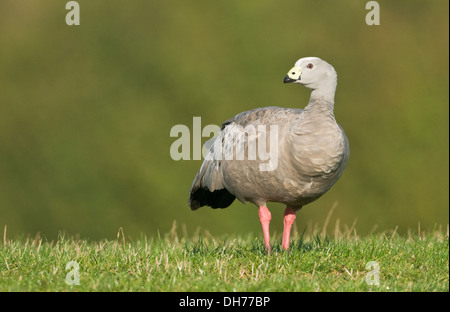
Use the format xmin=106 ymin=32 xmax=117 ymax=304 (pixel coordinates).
xmin=0 ymin=224 xmax=448 ymax=292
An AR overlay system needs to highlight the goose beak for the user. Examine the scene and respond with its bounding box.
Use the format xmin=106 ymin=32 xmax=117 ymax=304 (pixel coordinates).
xmin=284 ymin=66 xmax=302 ymax=83
xmin=283 ymin=76 xmax=295 ymax=83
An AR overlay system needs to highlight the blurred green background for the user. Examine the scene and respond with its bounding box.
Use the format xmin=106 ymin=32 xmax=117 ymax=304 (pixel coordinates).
xmin=0 ymin=0 xmax=448 ymax=240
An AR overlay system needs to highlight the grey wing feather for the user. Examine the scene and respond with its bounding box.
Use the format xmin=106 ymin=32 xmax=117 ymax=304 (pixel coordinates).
xmin=188 ymin=135 xmax=235 ymax=210
xmin=189 ymin=106 xmax=304 ymax=210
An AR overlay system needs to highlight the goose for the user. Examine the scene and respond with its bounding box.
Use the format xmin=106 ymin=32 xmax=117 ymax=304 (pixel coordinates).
xmin=188 ymin=57 xmax=349 ymax=251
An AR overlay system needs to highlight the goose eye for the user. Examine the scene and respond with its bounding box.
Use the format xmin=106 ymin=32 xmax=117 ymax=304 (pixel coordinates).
xmin=307 ymin=63 xmax=313 ymax=69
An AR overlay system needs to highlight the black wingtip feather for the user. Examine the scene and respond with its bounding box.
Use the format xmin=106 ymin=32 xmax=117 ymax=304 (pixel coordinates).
xmin=189 ymin=187 xmax=236 ymax=210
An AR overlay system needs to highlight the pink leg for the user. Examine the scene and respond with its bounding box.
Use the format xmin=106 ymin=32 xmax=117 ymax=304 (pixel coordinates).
xmin=258 ymin=205 xmax=272 ymax=252
xmin=282 ymin=206 xmax=297 ymax=250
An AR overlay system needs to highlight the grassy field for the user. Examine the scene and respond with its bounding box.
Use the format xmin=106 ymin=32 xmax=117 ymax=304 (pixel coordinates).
xmin=0 ymin=224 xmax=448 ymax=292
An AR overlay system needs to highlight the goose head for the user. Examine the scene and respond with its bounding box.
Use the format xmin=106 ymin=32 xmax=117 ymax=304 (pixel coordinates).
xmin=283 ymin=57 xmax=337 ymax=91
